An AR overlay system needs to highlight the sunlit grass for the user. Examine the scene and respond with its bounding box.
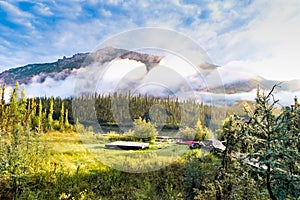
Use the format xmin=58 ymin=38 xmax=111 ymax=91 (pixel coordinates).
xmin=42 ymin=131 xmax=190 ymax=173
xmin=41 ymin=131 xmax=108 ymax=173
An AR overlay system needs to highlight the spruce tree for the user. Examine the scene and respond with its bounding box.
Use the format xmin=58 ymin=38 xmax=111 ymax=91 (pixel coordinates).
xmin=220 ymin=85 xmax=300 ymax=199
xmin=38 ymin=99 xmax=43 ymax=133
xmin=0 ymin=84 xmax=5 ymax=134
xmin=244 ymin=86 xmax=300 ymax=199
xmin=215 ymin=114 xmax=247 ymax=200
xmin=47 ymin=97 xmax=54 ymax=131
xmin=64 ymin=108 xmax=69 ymax=129
xmin=59 ymin=102 xmax=65 ymax=131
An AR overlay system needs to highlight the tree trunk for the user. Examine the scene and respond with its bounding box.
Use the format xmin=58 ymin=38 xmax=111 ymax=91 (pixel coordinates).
xmin=266 ymin=165 xmax=277 ymax=200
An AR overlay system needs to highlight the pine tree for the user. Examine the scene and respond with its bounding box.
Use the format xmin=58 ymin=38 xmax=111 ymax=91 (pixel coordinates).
xmin=47 ymin=97 xmax=54 ymax=131
xmin=29 ymin=98 xmax=36 ymax=130
xmin=215 ymin=114 xmax=247 ymax=200
xmin=0 ymin=84 xmax=5 ymax=134
xmin=9 ymin=83 xmax=19 ymax=133
xmin=294 ymin=96 xmax=299 ymax=111
xmin=37 ymin=99 xmax=43 ymax=133
xmin=64 ymin=108 xmax=69 ymax=128
xmin=19 ymin=88 xmax=28 ymax=130
xmin=245 ymin=86 xmax=300 ymax=199
xmin=195 ymin=119 xmax=212 ymax=141
xmin=59 ymin=102 xmax=65 ymax=131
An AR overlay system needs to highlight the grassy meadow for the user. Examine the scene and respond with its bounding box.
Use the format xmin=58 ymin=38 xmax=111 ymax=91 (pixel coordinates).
xmin=43 ymin=131 xmax=189 ymax=174
xmin=1 ymin=130 xmax=219 ymax=200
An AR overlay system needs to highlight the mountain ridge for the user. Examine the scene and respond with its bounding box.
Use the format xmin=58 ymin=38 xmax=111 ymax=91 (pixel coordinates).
xmin=0 ymin=47 xmax=299 ymax=105
xmin=0 ymin=47 xmax=163 ymax=86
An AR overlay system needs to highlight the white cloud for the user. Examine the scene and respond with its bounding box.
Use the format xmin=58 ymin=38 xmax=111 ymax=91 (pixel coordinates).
xmin=160 ymin=54 xmax=198 ymax=77
xmin=1 ymin=0 xmax=300 ymax=84
xmin=0 ymin=1 xmax=34 ymax=29
xmin=25 ymin=75 xmax=76 ymax=98
xmin=107 ymin=0 xmax=123 ymax=5
xmin=0 ymin=1 xmax=32 ymax=18
xmin=100 ymin=9 xmax=112 ymax=17
xmin=212 ymin=0 xmax=300 ymax=81
xmin=216 ymin=67 xmax=257 ymax=84
xmin=101 ymin=59 xmax=147 ymax=82
xmin=34 ymin=3 xmax=53 ymax=16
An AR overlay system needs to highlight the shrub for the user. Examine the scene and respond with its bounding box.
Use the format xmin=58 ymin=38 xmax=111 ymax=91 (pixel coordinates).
xmin=179 ymin=126 xmax=196 ymax=141
xmin=74 ymin=119 xmax=86 ymax=134
xmin=195 ymin=120 xmax=214 ymax=141
xmin=179 ymin=120 xmax=213 ymax=141
xmin=52 ymin=120 xmax=61 ymax=131
xmin=107 ymin=131 xmax=135 ymax=142
xmin=132 ymin=117 xmax=158 ymax=143
xmin=0 ymin=127 xmax=50 ymax=199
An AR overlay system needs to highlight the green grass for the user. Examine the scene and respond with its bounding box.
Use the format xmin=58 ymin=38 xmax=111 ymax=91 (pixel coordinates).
xmin=42 ymin=131 xmax=189 ymax=173
xmin=1 ymin=130 xmax=222 ymax=199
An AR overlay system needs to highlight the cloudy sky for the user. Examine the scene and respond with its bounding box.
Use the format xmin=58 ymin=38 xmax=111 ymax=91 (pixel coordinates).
xmin=0 ymin=0 xmax=300 ymax=81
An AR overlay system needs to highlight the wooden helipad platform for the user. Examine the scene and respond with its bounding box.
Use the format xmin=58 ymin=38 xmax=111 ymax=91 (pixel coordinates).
xmin=105 ymin=141 xmax=149 ymax=150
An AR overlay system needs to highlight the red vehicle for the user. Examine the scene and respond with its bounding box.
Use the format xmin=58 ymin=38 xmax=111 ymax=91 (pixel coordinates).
xmin=178 ymin=141 xmax=195 ymax=145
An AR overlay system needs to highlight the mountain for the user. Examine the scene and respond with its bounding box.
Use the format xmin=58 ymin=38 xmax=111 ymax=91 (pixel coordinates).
xmin=209 ymin=76 xmax=300 ymax=94
xmin=0 ymin=47 xmax=299 ymax=105
xmin=0 ymin=47 xmax=162 ymax=86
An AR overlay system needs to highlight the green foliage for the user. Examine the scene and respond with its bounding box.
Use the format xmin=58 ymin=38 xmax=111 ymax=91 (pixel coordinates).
xmin=243 ymin=87 xmax=300 ymax=199
xmin=184 ymin=149 xmax=203 ymax=200
xmin=216 ymin=85 xmax=300 ymax=200
xmin=195 ymin=120 xmax=213 ymax=141
xmin=64 ymin=109 xmax=70 ymax=129
xmin=132 ymin=117 xmax=158 ymax=143
xmin=72 ymin=93 xmax=215 ymax=130
xmin=184 ymin=151 xmax=220 ymax=200
xmin=2 ymin=83 xmax=300 ymax=199
xmin=179 ymin=120 xmax=213 ymax=141
xmin=107 ymin=131 xmax=135 ymax=142
xmin=0 ymin=83 xmax=33 ymax=135
xmin=59 ymin=102 xmax=65 ymax=131
xmin=37 ymin=99 xmax=43 ymax=133
xmin=47 ymin=97 xmax=54 ymax=131
xmin=179 ymin=126 xmax=196 ymax=141
xmin=0 ymin=129 xmax=50 ymax=199
xmin=74 ymin=118 xmax=86 ymax=134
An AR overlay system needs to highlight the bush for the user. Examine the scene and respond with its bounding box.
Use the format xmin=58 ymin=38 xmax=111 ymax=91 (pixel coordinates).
xmin=52 ymin=120 xmax=61 ymax=131
xmin=0 ymin=128 xmax=50 ymax=199
xmin=179 ymin=120 xmax=213 ymax=141
xmin=106 ymin=118 xmax=158 ymax=143
xmin=74 ymin=119 xmax=86 ymax=134
xmin=132 ymin=117 xmax=158 ymax=143
xmin=195 ymin=120 xmax=214 ymax=141
xmin=107 ymin=131 xmax=135 ymax=142
xmin=179 ymin=126 xmax=196 ymax=141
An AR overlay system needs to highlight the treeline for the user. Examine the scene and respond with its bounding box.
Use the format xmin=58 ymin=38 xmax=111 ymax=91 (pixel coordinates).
xmin=0 ymin=83 xmax=71 ymax=136
xmin=0 ymin=83 xmax=229 ymax=135
xmin=71 ymin=93 xmax=215 ymax=130
xmin=0 ymin=82 xmax=252 ymax=136
xmin=44 ymin=93 xmax=240 ymax=132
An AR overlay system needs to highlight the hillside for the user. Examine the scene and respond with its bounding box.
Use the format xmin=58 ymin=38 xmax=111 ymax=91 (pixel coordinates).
xmin=0 ymin=47 xmax=162 ymax=86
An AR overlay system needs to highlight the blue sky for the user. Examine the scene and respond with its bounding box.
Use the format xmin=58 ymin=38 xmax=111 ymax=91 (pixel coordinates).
xmin=1 ymin=0 xmax=300 ymax=80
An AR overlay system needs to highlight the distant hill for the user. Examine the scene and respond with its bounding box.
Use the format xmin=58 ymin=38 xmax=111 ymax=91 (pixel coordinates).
xmin=0 ymin=47 xmax=162 ymax=86
xmin=211 ymin=76 xmax=300 ymax=94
